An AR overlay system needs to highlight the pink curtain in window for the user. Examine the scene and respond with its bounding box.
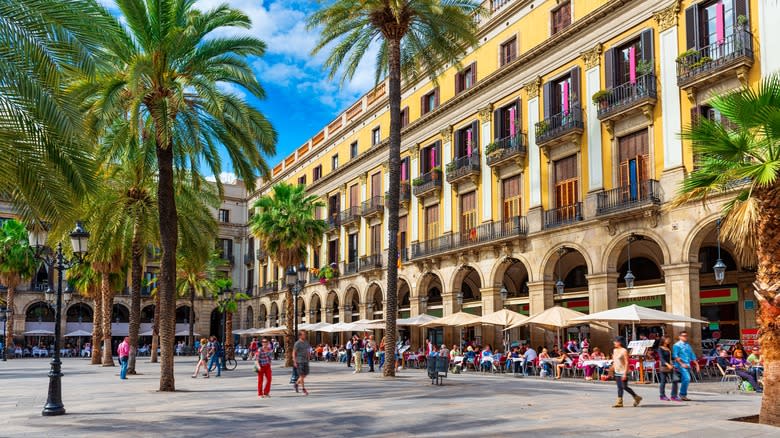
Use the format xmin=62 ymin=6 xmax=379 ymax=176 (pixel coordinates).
xmin=562 ymin=82 xmax=570 ymax=115
xmin=716 ymin=1 xmax=725 ymax=44
xmin=629 ymin=46 xmax=637 ymax=84
xmin=401 ymin=162 xmax=406 ymax=180
xmin=509 ymin=107 xmax=516 ymax=136
xmin=466 ymin=129 xmax=473 ymax=156
xmin=430 ymin=147 xmax=436 ymax=169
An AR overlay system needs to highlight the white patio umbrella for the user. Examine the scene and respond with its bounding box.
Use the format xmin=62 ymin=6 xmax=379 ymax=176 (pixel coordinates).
xmin=505 ymin=306 xmax=595 ymax=348
xmin=396 ymin=314 xmax=438 ymax=326
xmin=306 ymin=322 xmax=333 ymax=332
xmin=139 ymin=330 xmax=154 ymax=336
xmin=175 ymin=330 xmax=200 ymax=337
xmin=64 ymin=329 xmax=93 ymax=337
xmin=23 ymin=329 xmax=55 ymax=335
xmin=319 ymin=322 xmax=355 ymax=333
xmin=570 ymin=304 xmax=708 ymax=341
xmin=459 ymin=308 xmax=528 ymax=327
xmin=421 ymin=312 xmax=480 ymax=327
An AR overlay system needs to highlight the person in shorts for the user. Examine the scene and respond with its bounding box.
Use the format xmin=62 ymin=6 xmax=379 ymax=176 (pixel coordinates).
xmin=293 ymin=330 xmax=311 ymax=395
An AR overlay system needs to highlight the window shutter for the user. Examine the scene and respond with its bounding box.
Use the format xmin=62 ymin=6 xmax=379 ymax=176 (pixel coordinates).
xmin=454 ymin=128 xmax=462 ymax=157
xmin=690 ymin=106 xmax=700 ymax=127
xmin=471 ymin=120 xmax=480 ymax=152
xmin=604 ymin=48 xmax=615 ymax=90
xmin=640 ymin=29 xmax=654 ymax=69
xmin=493 ymin=109 xmax=501 ymax=140
xmin=421 ymin=95 xmax=426 ymax=114
xmin=470 ymin=62 xmax=477 ymax=86
xmin=435 ymin=141 xmax=442 ymax=167
xmin=733 ymin=0 xmax=749 ymax=25
xmin=455 ymin=72 xmax=462 ymax=94
xmin=434 ymin=87 xmax=440 ymax=108
xmin=569 ymin=66 xmax=581 ymax=106
xmin=685 ymin=5 xmax=699 ymax=50
xmin=543 ymin=81 xmax=552 ymax=119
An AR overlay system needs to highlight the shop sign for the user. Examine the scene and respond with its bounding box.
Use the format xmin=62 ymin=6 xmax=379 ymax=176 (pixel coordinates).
xmin=741 ymin=328 xmax=759 ymax=348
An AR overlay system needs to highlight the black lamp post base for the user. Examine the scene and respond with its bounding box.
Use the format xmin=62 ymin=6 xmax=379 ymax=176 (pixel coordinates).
xmin=42 ymin=359 xmax=65 ymax=416
xmin=42 ymin=404 xmax=66 ymax=416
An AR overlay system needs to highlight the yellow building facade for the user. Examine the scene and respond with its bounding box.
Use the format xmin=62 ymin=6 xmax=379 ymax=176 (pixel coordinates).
xmin=240 ymin=0 xmax=777 ymax=351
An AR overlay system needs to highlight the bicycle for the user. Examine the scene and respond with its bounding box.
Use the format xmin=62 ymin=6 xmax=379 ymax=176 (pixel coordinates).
xmin=223 ymin=345 xmax=238 ymax=371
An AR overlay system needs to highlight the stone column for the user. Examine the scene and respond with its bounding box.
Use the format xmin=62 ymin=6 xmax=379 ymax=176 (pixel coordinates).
xmin=527 ymin=280 xmax=552 ymax=347
xmin=663 ymin=262 xmax=703 ymax=352
xmin=586 ymin=272 xmax=619 ymax=351
xmin=525 ymin=78 xmax=542 ymax=208
xmin=409 ymin=145 xmax=420 ymax=243
xmin=442 ymin=293 xmax=457 ymax=347
xmin=411 ymin=297 xmax=424 ymax=349
xmin=359 ymin=173 xmax=367 ymax=258
xmin=441 ymin=127 xmax=453 ymax=233
xmin=480 ymin=287 xmax=502 ymax=350
xmin=478 ymin=107 xmax=493 ymax=222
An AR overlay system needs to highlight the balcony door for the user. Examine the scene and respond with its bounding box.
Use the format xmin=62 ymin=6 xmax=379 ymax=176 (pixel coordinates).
xmin=371 ymin=172 xmax=381 ymax=199
xmin=370 ymin=224 xmax=381 ymax=256
xmin=398 ymin=215 xmax=407 ymax=258
xmin=347 ymin=233 xmax=358 ymax=264
xmin=349 ymin=184 xmax=359 ymax=209
xmin=460 ymin=191 xmax=477 ymax=237
xmin=618 ymin=130 xmax=649 ymax=201
xmin=502 ymin=175 xmax=521 ymax=227
xmin=425 ymin=204 xmax=439 ymax=242
xmin=554 ymin=155 xmax=579 ymax=220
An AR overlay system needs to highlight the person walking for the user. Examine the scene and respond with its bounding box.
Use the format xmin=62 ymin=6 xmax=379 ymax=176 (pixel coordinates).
xmin=192 ymin=338 xmax=210 ymax=378
xmin=366 ymin=335 xmax=376 ymax=372
xmin=352 ymin=335 xmax=363 ymax=373
xmin=293 ymin=330 xmax=311 ymax=395
xmin=610 ymin=336 xmax=642 ymax=408
xmin=118 ymin=337 xmax=130 ymax=380
xmin=673 ymin=331 xmax=699 ymax=401
xmin=345 ymin=337 xmax=353 ymax=368
xmin=249 ymin=337 xmax=259 ymax=361
xmin=658 ymin=336 xmax=679 ymax=401
xmin=207 ymin=336 xmax=223 ymax=377
xmin=255 ymin=338 xmax=273 ymax=398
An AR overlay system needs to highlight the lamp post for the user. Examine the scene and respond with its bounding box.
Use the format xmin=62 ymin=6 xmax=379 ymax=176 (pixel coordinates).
xmin=500 ymin=286 xmax=508 ymax=308
xmin=28 ymin=221 xmax=89 ymax=417
xmin=624 ymin=234 xmax=638 ymax=289
xmin=1 ymin=307 xmax=12 ymax=361
xmin=555 ymin=247 xmax=567 ymax=296
xmin=286 ymin=263 xmax=308 ymax=336
xmin=713 ymin=219 xmax=727 ymax=284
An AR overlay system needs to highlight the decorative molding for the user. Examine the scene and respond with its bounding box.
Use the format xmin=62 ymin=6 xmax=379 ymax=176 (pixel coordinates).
xmin=478 ymin=105 xmax=493 ymax=123
xmin=410 ymin=143 xmax=420 ymax=160
xmin=581 ymin=44 xmax=603 ymax=69
xmin=359 ymin=173 xmax=367 ymax=184
xmin=439 ymin=127 xmax=452 ymax=143
xmin=524 ymin=77 xmax=542 ymax=99
xmin=339 ymin=183 xmax=347 ymax=193
xmin=653 ymin=1 xmax=680 ymax=32
xmin=381 ymin=161 xmax=389 ymax=173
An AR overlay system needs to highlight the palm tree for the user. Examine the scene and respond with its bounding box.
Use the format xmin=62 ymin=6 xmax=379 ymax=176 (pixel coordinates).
xmin=0 ymin=219 xmax=37 ymax=352
xmin=308 ymin=0 xmax=481 ymax=376
xmin=176 ymin=251 xmax=221 ymax=349
xmin=78 ymin=0 xmax=276 ymax=391
xmin=68 ymin=261 xmax=102 ymax=365
xmin=213 ymin=278 xmax=248 ymax=360
xmin=676 ymin=74 xmax=780 ymax=426
xmin=0 ymin=0 xmax=118 ymax=221
xmin=249 ymin=183 xmax=327 ymax=367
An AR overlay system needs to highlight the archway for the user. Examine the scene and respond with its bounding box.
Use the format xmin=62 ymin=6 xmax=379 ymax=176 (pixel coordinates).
xmin=112 ymin=304 xmax=129 ymax=323
xmin=244 ymin=306 xmax=254 ymax=329
xmin=140 ymin=305 xmax=155 ymax=323
xmin=66 ymin=303 xmax=93 ymax=322
xmin=175 ymin=306 xmax=193 ymax=324
xmin=258 ymin=304 xmax=268 ymax=328
xmin=309 ymin=294 xmax=322 ymax=323
xmin=493 ymin=258 xmax=530 ymax=313
xmin=368 ymin=284 xmax=384 ymax=320
xmin=326 ymin=291 xmax=340 ymax=323
xmin=452 ymin=265 xmax=483 ymax=346
xmin=397 ymin=279 xmax=411 ymax=345
xmin=419 ymin=272 xmax=444 ymax=347
xmin=546 ymin=247 xmax=590 ymax=309
xmin=295 ymin=296 xmax=306 ymax=326
xmin=345 ymin=287 xmax=359 ymax=322
xmin=26 ymin=302 xmax=55 ymax=322
xmin=210 ymin=308 xmax=224 ymax=339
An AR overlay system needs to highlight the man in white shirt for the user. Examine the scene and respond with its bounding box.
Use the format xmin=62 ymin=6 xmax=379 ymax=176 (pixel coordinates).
xmin=522 ymin=346 xmax=537 ymax=376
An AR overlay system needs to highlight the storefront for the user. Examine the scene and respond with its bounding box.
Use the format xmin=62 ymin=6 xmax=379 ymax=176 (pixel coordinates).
xmin=700 ymin=286 xmax=740 ymax=341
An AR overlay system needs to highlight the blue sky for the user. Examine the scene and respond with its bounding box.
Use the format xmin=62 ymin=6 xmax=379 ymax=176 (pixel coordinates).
xmin=104 ymin=0 xmax=378 ymax=183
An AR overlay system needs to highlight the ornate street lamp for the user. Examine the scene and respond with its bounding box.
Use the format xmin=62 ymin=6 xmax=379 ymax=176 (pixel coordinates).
xmin=713 ymin=219 xmax=727 ymax=284
xmin=455 ymin=291 xmax=464 ymax=306
xmin=500 ymin=286 xmax=508 ymax=308
xmin=624 ymin=234 xmax=638 ymax=289
xmin=28 ymin=221 xmax=89 ymax=416
xmin=555 ymin=246 xmax=567 ymax=296
xmin=286 ymin=263 xmax=307 ymax=335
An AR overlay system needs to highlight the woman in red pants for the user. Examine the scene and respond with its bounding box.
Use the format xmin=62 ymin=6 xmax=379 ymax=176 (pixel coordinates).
xmin=255 ymin=338 xmax=273 ymax=398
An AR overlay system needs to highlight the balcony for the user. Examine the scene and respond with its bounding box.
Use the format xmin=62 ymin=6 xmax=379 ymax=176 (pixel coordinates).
xmin=446 ymin=154 xmax=481 ymax=187
xmin=259 ymin=281 xmax=279 ymax=295
xmin=358 ymin=254 xmax=383 ymax=272
xmin=543 ymin=203 xmax=583 ymax=229
xmin=219 ymin=254 xmax=235 ymax=266
xmin=412 ymin=169 xmax=443 ymax=199
xmin=535 ymin=107 xmax=584 ymax=150
xmin=255 ymin=248 xmax=267 ymax=263
xmin=342 ymin=260 xmax=358 ymax=276
xmin=411 ymin=216 xmax=528 ymax=259
xmin=361 ymin=196 xmax=384 ymax=219
xmin=388 ymin=182 xmax=412 ymax=208
xmin=486 ymin=133 xmax=527 ymax=168
xmin=340 ymin=206 xmax=361 ymax=228
xmin=243 ymin=253 xmax=253 ymax=265
xmin=596 ymin=179 xmax=662 ymax=216
xmin=676 ymin=30 xmax=753 ymax=92
xmin=326 ymin=214 xmax=340 ymax=236
xmin=596 ymin=74 xmax=657 ymax=123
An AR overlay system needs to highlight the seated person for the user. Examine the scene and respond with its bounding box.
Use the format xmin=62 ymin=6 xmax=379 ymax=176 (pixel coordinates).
xmin=538 ymin=348 xmax=552 ymax=377
xmin=450 ymin=345 xmax=461 ymax=360
xmin=522 ymin=346 xmax=538 ymax=376
xmin=579 ymin=348 xmax=594 ymax=380
xmin=729 ymin=349 xmax=762 ymax=392
xmin=506 ymin=347 xmax=521 ymax=373
xmin=555 ymin=350 xmax=572 ymax=379
xmin=565 ymin=339 xmax=580 ymax=354
xmin=480 ymin=345 xmax=493 ymax=371
xmin=746 ymin=347 xmax=761 ymax=367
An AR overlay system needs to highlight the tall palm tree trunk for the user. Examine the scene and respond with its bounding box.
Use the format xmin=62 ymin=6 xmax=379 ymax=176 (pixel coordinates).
xmin=756 ymin=185 xmax=780 ymax=425
xmin=151 ymin=291 xmax=160 ymax=363
xmin=4 ymin=281 xmax=17 ymax=355
xmin=189 ymin=286 xmax=195 ymax=349
xmin=226 ymin=311 xmax=234 ymax=353
xmin=382 ymin=36 xmax=402 ymax=377
xmin=100 ymin=272 xmax=115 ymax=366
xmin=284 ymin=288 xmax=293 ymax=367
xmin=127 ymin=220 xmax=143 ymax=374
xmin=156 ymin=141 xmax=178 ymax=391
xmin=91 ymin=287 xmax=103 ymax=365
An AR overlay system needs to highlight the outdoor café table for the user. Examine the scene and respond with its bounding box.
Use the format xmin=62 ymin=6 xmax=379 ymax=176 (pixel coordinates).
xmin=581 ymin=359 xmax=612 ymax=378
xmin=539 ymin=358 xmax=559 ymax=376
xmin=406 ymin=354 xmax=420 ymax=368
xmin=510 ymin=357 xmax=525 ymax=375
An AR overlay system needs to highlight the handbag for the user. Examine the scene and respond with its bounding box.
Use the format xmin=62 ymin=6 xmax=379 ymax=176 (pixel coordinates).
xmin=253 ymin=364 xmax=259 ymax=373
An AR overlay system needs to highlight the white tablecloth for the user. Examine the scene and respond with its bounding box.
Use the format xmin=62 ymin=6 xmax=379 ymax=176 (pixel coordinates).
xmin=581 ymin=360 xmax=611 ymax=367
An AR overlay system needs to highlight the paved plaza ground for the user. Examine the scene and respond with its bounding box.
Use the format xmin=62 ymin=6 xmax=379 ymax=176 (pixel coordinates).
xmin=0 ymin=356 xmax=773 ymax=437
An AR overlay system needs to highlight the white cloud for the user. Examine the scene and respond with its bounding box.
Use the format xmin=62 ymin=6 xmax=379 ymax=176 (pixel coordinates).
xmin=253 ymin=59 xmax=308 ymax=87
xmin=206 ymin=172 xmax=239 ymax=184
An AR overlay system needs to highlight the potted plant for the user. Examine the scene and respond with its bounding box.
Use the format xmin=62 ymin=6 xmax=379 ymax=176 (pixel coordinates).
xmin=431 ymin=166 xmax=442 ymax=180
xmin=412 ymin=176 xmax=425 ymax=187
xmin=535 ymin=120 xmax=549 ymax=137
xmin=736 ymin=14 xmax=748 ymax=30
xmin=676 ymin=49 xmax=699 ymax=68
xmin=445 ymin=161 xmax=456 ymax=174
xmin=636 ymin=59 xmax=653 ymax=77
xmin=591 ymin=89 xmax=612 ymax=110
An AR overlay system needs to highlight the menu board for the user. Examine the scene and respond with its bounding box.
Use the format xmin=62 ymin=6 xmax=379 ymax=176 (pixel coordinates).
xmin=627 ymin=340 xmax=655 ymax=356
xmin=740 ymin=329 xmax=759 ymax=348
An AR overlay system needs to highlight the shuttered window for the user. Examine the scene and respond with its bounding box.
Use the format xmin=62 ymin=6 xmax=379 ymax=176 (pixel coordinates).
xmin=371 ymin=172 xmax=381 ymax=198
xmin=421 ymin=88 xmax=440 ymax=115
xmin=551 ymin=1 xmax=571 ymax=35
xmin=425 ymin=204 xmax=439 ymax=241
xmin=460 ymin=191 xmax=477 ymax=236
xmin=421 ymin=141 xmax=441 ymax=174
xmin=500 ymin=37 xmax=517 ymax=66
xmin=502 ymin=175 xmax=522 ymax=223
xmin=370 ymin=224 xmax=381 ymax=255
xmin=618 ymin=130 xmax=650 ymax=199
xmin=349 ymin=184 xmax=359 ymax=208
xmin=493 ymin=99 xmax=521 ymax=140
xmin=398 ymin=215 xmax=407 ymax=252
xmin=554 ymin=155 xmax=579 ymax=209
xmin=455 ymin=62 xmax=477 ymax=94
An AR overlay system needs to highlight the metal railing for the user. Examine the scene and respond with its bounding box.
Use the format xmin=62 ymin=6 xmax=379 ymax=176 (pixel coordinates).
xmin=362 ymin=196 xmax=384 ymax=216
xmin=543 ymin=202 xmax=582 ymax=229
xmin=326 ymin=213 xmax=340 ymax=231
xmin=596 ymin=179 xmax=662 ymax=215
xmin=412 ymin=170 xmax=443 ymax=197
xmin=446 ymin=154 xmax=481 ymax=183
xmin=243 ymin=254 xmax=253 ymax=265
xmin=676 ymin=30 xmax=753 ymax=86
xmin=597 ymin=74 xmax=657 ymax=119
xmin=411 ymin=216 xmax=528 ymax=259
xmin=358 ymin=254 xmax=383 ymax=272
xmin=255 ymin=248 xmax=267 ymax=261
xmin=342 ymin=260 xmax=358 ymax=275
xmin=340 ymin=206 xmax=361 ymax=224
xmin=535 ymin=107 xmax=584 ymax=145
xmin=490 ymin=0 xmax=514 ymax=13
xmin=486 ymin=133 xmax=528 ymax=166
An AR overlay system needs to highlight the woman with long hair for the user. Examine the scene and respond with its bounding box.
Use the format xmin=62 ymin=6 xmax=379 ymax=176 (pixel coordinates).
xmin=192 ymin=338 xmax=210 ymax=378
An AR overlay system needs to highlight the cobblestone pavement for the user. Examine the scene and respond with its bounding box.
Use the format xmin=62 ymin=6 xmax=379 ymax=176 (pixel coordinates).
xmin=0 ymin=357 xmax=772 ymax=437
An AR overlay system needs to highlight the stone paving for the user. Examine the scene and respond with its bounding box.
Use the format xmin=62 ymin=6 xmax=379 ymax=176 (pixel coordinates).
xmin=0 ymin=356 xmax=773 ymax=437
